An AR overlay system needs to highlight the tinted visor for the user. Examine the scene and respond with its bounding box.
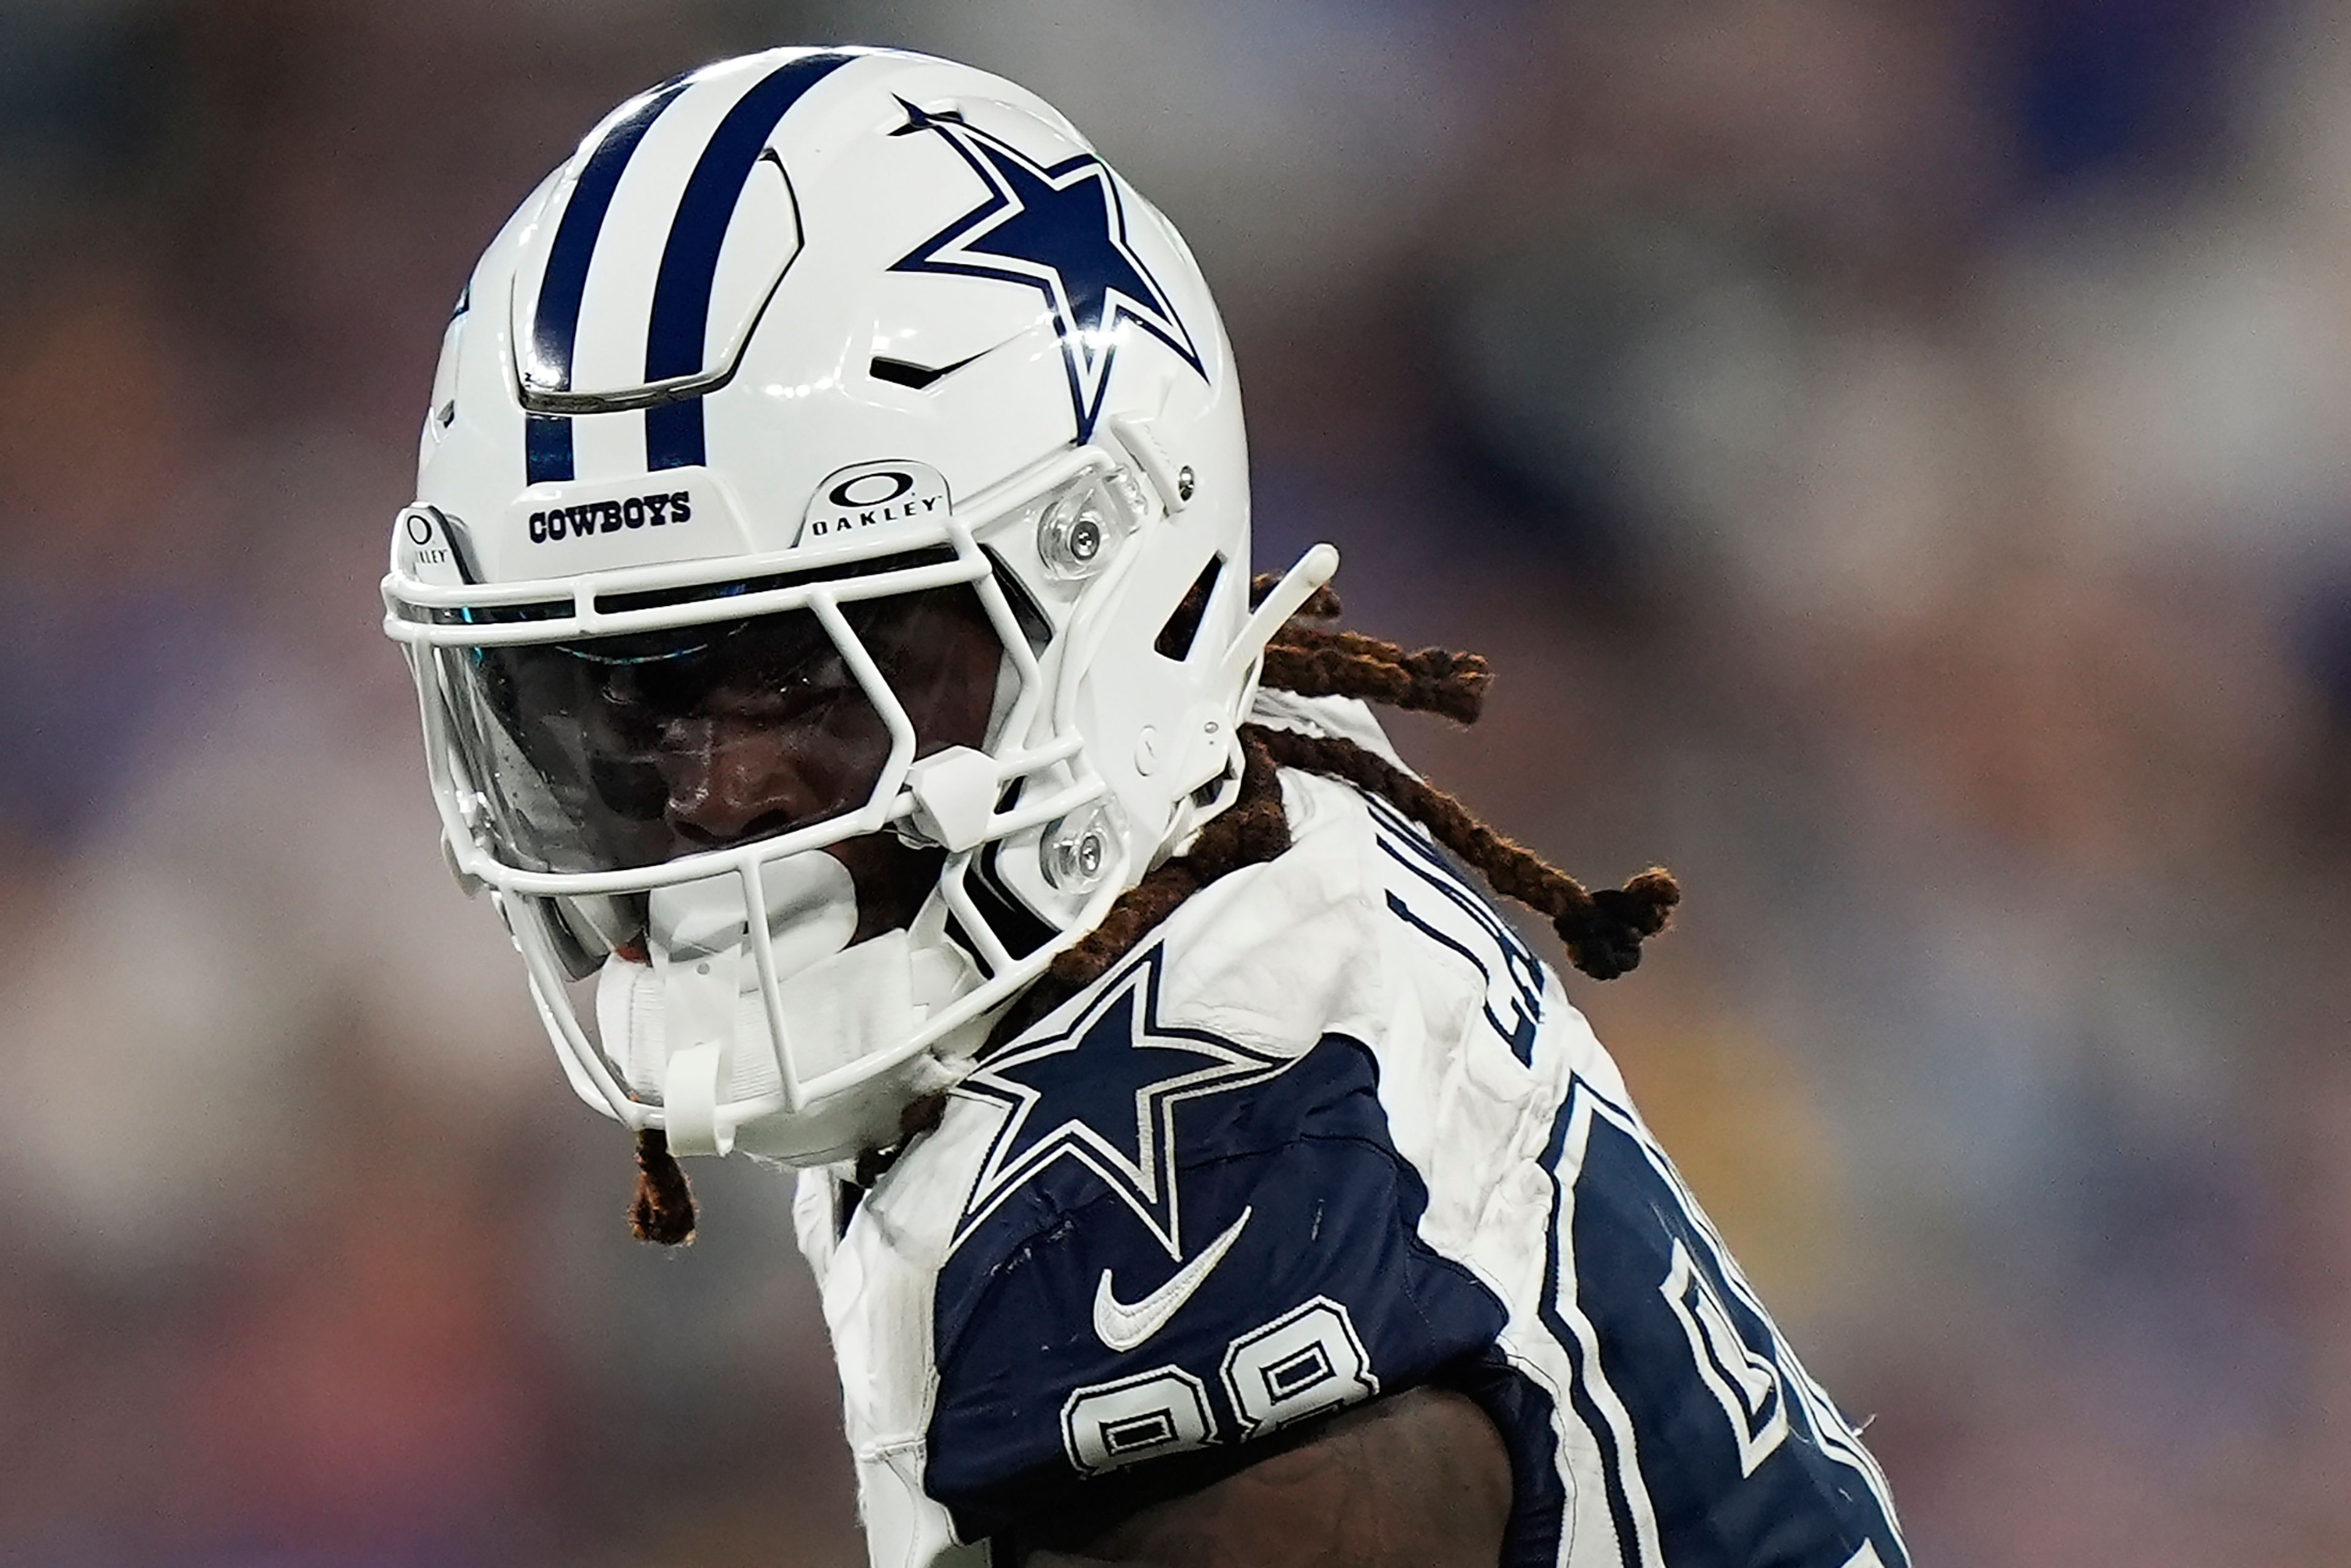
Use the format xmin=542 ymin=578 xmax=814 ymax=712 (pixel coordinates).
xmin=436 ymin=585 xmax=1003 ymax=874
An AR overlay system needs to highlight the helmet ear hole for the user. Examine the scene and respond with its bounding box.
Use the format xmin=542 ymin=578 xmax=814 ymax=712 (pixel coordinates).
xmin=1154 ymin=556 xmax=1226 ymax=661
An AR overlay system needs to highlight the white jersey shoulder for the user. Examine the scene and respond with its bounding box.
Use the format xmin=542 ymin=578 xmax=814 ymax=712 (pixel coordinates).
xmin=795 ymin=697 xmax=1907 ymax=1568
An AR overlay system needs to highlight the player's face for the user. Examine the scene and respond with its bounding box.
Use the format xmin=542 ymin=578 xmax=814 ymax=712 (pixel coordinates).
xmin=616 ymin=587 xmax=1003 ymax=857
xmin=438 ymin=585 xmax=1005 ymax=884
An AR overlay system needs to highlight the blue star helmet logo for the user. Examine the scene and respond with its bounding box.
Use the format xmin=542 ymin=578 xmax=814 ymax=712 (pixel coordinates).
xmin=891 ymin=101 xmax=1208 ymax=442
xmin=951 ymin=947 xmax=1296 ymax=1261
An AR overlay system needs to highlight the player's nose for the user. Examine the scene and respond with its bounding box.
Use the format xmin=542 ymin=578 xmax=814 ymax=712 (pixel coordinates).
xmin=658 ymin=715 xmax=833 ymax=846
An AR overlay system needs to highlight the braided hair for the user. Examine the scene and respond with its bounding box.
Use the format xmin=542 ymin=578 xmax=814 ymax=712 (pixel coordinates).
xmin=628 ymin=574 xmax=1679 ymax=1242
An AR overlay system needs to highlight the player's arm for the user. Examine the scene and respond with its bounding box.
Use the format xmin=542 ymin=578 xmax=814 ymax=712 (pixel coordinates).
xmin=1015 ymin=1386 xmax=1512 ymax=1568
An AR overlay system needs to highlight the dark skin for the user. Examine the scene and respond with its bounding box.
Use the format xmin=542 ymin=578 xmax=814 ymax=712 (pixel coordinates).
xmin=534 ymin=585 xmax=1002 ymax=938
xmin=643 ymin=591 xmax=1520 ymax=1565
xmin=648 ymin=586 xmax=1003 ymax=858
xmin=1016 ymin=1387 xmax=1513 ymax=1568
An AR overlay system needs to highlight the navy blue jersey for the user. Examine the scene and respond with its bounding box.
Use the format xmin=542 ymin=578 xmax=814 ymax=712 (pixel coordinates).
xmin=795 ymin=705 xmax=1907 ymax=1568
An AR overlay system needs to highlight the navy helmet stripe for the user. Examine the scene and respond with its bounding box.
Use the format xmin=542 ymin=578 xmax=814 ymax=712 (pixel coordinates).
xmin=531 ymin=73 xmax=694 ymax=393
xmin=643 ymin=50 xmax=853 ymax=471
xmin=524 ymin=72 xmax=693 ymax=485
xmin=642 ymin=394 xmax=703 ymax=475
xmin=525 ymin=414 xmax=574 ymax=487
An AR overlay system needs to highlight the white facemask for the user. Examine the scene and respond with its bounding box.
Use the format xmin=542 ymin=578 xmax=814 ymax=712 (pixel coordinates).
xmin=594 ymin=850 xmax=978 ymax=1161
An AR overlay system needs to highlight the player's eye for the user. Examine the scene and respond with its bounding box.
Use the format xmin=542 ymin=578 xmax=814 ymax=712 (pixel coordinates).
xmin=592 ymin=672 xmax=669 ymax=739
xmin=719 ymin=662 xmax=849 ymax=725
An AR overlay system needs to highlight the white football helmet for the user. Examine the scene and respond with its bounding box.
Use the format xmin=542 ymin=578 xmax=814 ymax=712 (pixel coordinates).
xmin=381 ymin=46 xmax=1335 ymax=1166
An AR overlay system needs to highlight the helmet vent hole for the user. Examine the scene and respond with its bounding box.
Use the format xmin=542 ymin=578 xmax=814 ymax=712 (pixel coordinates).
xmin=869 ymin=352 xmax=978 ymax=391
xmin=943 ymin=910 xmax=996 ymax=980
xmin=981 ymin=546 xmax=1052 ymax=652
xmin=965 ymin=838 xmax=1055 ymax=962
xmin=1153 ymin=555 xmax=1226 ymax=661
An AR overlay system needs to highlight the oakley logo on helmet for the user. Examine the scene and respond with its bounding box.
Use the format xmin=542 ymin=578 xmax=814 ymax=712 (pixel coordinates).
xmin=528 ymin=490 xmax=693 ymax=544
xmin=392 ymin=505 xmax=473 ymax=588
xmin=798 ymin=460 xmax=951 ymax=545
xmin=831 ymin=471 xmax=913 ymax=508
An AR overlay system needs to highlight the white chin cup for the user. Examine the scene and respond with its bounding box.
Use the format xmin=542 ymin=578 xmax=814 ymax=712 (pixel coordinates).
xmin=594 ymin=852 xmax=972 ymax=1163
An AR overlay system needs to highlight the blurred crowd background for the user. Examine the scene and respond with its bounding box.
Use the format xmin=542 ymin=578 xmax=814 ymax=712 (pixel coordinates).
xmin=5 ymin=1 xmax=2350 ymax=1563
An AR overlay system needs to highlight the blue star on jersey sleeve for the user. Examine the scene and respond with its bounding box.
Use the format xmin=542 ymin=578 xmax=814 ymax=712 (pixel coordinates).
xmin=952 ymin=949 xmax=1293 ymax=1261
xmin=923 ymin=992 xmax=1518 ymax=1547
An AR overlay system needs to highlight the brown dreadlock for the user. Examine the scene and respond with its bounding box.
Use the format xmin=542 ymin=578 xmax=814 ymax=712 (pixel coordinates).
xmin=1031 ymin=572 xmax=1679 ymax=994
xmin=631 ymin=1128 xmax=697 ymax=1246
xmin=628 ymin=571 xmax=1679 ymax=1244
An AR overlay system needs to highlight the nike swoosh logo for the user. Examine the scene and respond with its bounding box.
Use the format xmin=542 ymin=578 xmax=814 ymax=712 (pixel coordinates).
xmin=1092 ymin=1207 xmax=1253 ymax=1354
